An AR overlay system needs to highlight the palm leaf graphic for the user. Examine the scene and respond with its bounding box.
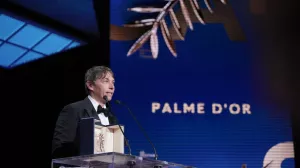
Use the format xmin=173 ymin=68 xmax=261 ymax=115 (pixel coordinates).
xmin=125 ymin=0 xmax=227 ymax=59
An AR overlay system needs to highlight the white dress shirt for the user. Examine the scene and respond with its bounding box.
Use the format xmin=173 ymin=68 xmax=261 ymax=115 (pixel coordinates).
xmin=88 ymin=95 xmax=110 ymax=125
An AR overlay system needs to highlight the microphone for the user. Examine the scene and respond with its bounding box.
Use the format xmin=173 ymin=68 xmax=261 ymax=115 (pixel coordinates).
xmin=115 ymin=100 xmax=158 ymax=160
xmin=103 ymin=96 xmax=132 ymax=156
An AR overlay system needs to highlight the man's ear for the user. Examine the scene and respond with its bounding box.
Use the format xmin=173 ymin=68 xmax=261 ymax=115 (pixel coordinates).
xmin=86 ymin=81 xmax=94 ymax=91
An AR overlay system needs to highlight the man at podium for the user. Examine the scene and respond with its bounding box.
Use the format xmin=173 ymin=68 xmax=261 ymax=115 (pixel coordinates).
xmin=52 ymin=66 xmax=117 ymax=159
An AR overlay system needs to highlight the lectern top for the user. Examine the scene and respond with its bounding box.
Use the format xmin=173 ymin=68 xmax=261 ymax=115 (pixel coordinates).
xmin=52 ymin=152 xmax=196 ymax=168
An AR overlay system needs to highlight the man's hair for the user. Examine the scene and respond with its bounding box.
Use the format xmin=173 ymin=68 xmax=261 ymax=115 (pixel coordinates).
xmin=84 ymin=66 xmax=114 ymax=94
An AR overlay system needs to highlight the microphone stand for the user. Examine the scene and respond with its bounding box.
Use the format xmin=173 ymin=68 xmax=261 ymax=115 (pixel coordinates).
xmin=115 ymin=100 xmax=159 ymax=161
xmin=103 ymin=96 xmax=136 ymax=168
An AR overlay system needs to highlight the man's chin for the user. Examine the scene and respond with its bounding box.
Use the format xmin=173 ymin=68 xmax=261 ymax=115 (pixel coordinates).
xmin=105 ymin=96 xmax=112 ymax=101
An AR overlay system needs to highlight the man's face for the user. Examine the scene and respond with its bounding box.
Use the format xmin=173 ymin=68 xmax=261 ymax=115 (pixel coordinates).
xmin=87 ymin=72 xmax=115 ymax=102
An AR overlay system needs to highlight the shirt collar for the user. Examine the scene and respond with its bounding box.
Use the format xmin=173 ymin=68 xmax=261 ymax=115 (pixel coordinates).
xmin=88 ymin=95 xmax=106 ymax=111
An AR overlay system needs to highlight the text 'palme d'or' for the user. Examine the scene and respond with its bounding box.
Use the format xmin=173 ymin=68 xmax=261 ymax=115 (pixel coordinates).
xmin=152 ymin=102 xmax=252 ymax=115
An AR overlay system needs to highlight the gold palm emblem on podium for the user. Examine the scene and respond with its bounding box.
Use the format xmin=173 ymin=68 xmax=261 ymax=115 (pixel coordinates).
xmin=98 ymin=133 xmax=105 ymax=152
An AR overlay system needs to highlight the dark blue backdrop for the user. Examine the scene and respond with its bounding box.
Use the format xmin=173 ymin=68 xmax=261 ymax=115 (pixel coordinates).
xmin=110 ymin=0 xmax=294 ymax=167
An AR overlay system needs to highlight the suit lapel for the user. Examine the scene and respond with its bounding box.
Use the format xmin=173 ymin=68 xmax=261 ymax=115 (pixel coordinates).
xmin=83 ymin=97 xmax=118 ymax=125
xmin=106 ymin=104 xmax=118 ymax=125
xmin=83 ymin=97 xmax=100 ymax=121
xmin=108 ymin=115 xmax=117 ymax=125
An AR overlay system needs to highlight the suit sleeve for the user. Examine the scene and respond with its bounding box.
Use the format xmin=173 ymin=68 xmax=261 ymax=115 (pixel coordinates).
xmin=52 ymin=105 xmax=79 ymax=156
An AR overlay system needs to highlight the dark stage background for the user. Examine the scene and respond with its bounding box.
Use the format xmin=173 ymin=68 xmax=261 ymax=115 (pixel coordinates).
xmin=0 ymin=0 xmax=299 ymax=168
xmin=0 ymin=40 xmax=110 ymax=167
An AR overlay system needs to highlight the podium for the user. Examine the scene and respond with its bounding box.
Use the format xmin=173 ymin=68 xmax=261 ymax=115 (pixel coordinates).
xmin=52 ymin=152 xmax=195 ymax=168
xmin=79 ymin=117 xmax=124 ymax=155
xmin=52 ymin=117 xmax=195 ymax=167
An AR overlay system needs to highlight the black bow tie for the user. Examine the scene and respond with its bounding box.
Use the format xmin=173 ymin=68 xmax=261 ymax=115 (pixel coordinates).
xmin=97 ymin=105 xmax=109 ymax=117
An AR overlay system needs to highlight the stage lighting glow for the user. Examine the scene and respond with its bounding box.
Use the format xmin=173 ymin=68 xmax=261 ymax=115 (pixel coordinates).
xmin=0 ymin=13 xmax=84 ymax=69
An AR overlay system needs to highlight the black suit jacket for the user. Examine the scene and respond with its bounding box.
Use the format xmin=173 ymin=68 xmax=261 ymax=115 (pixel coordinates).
xmin=52 ymin=97 xmax=117 ymax=159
